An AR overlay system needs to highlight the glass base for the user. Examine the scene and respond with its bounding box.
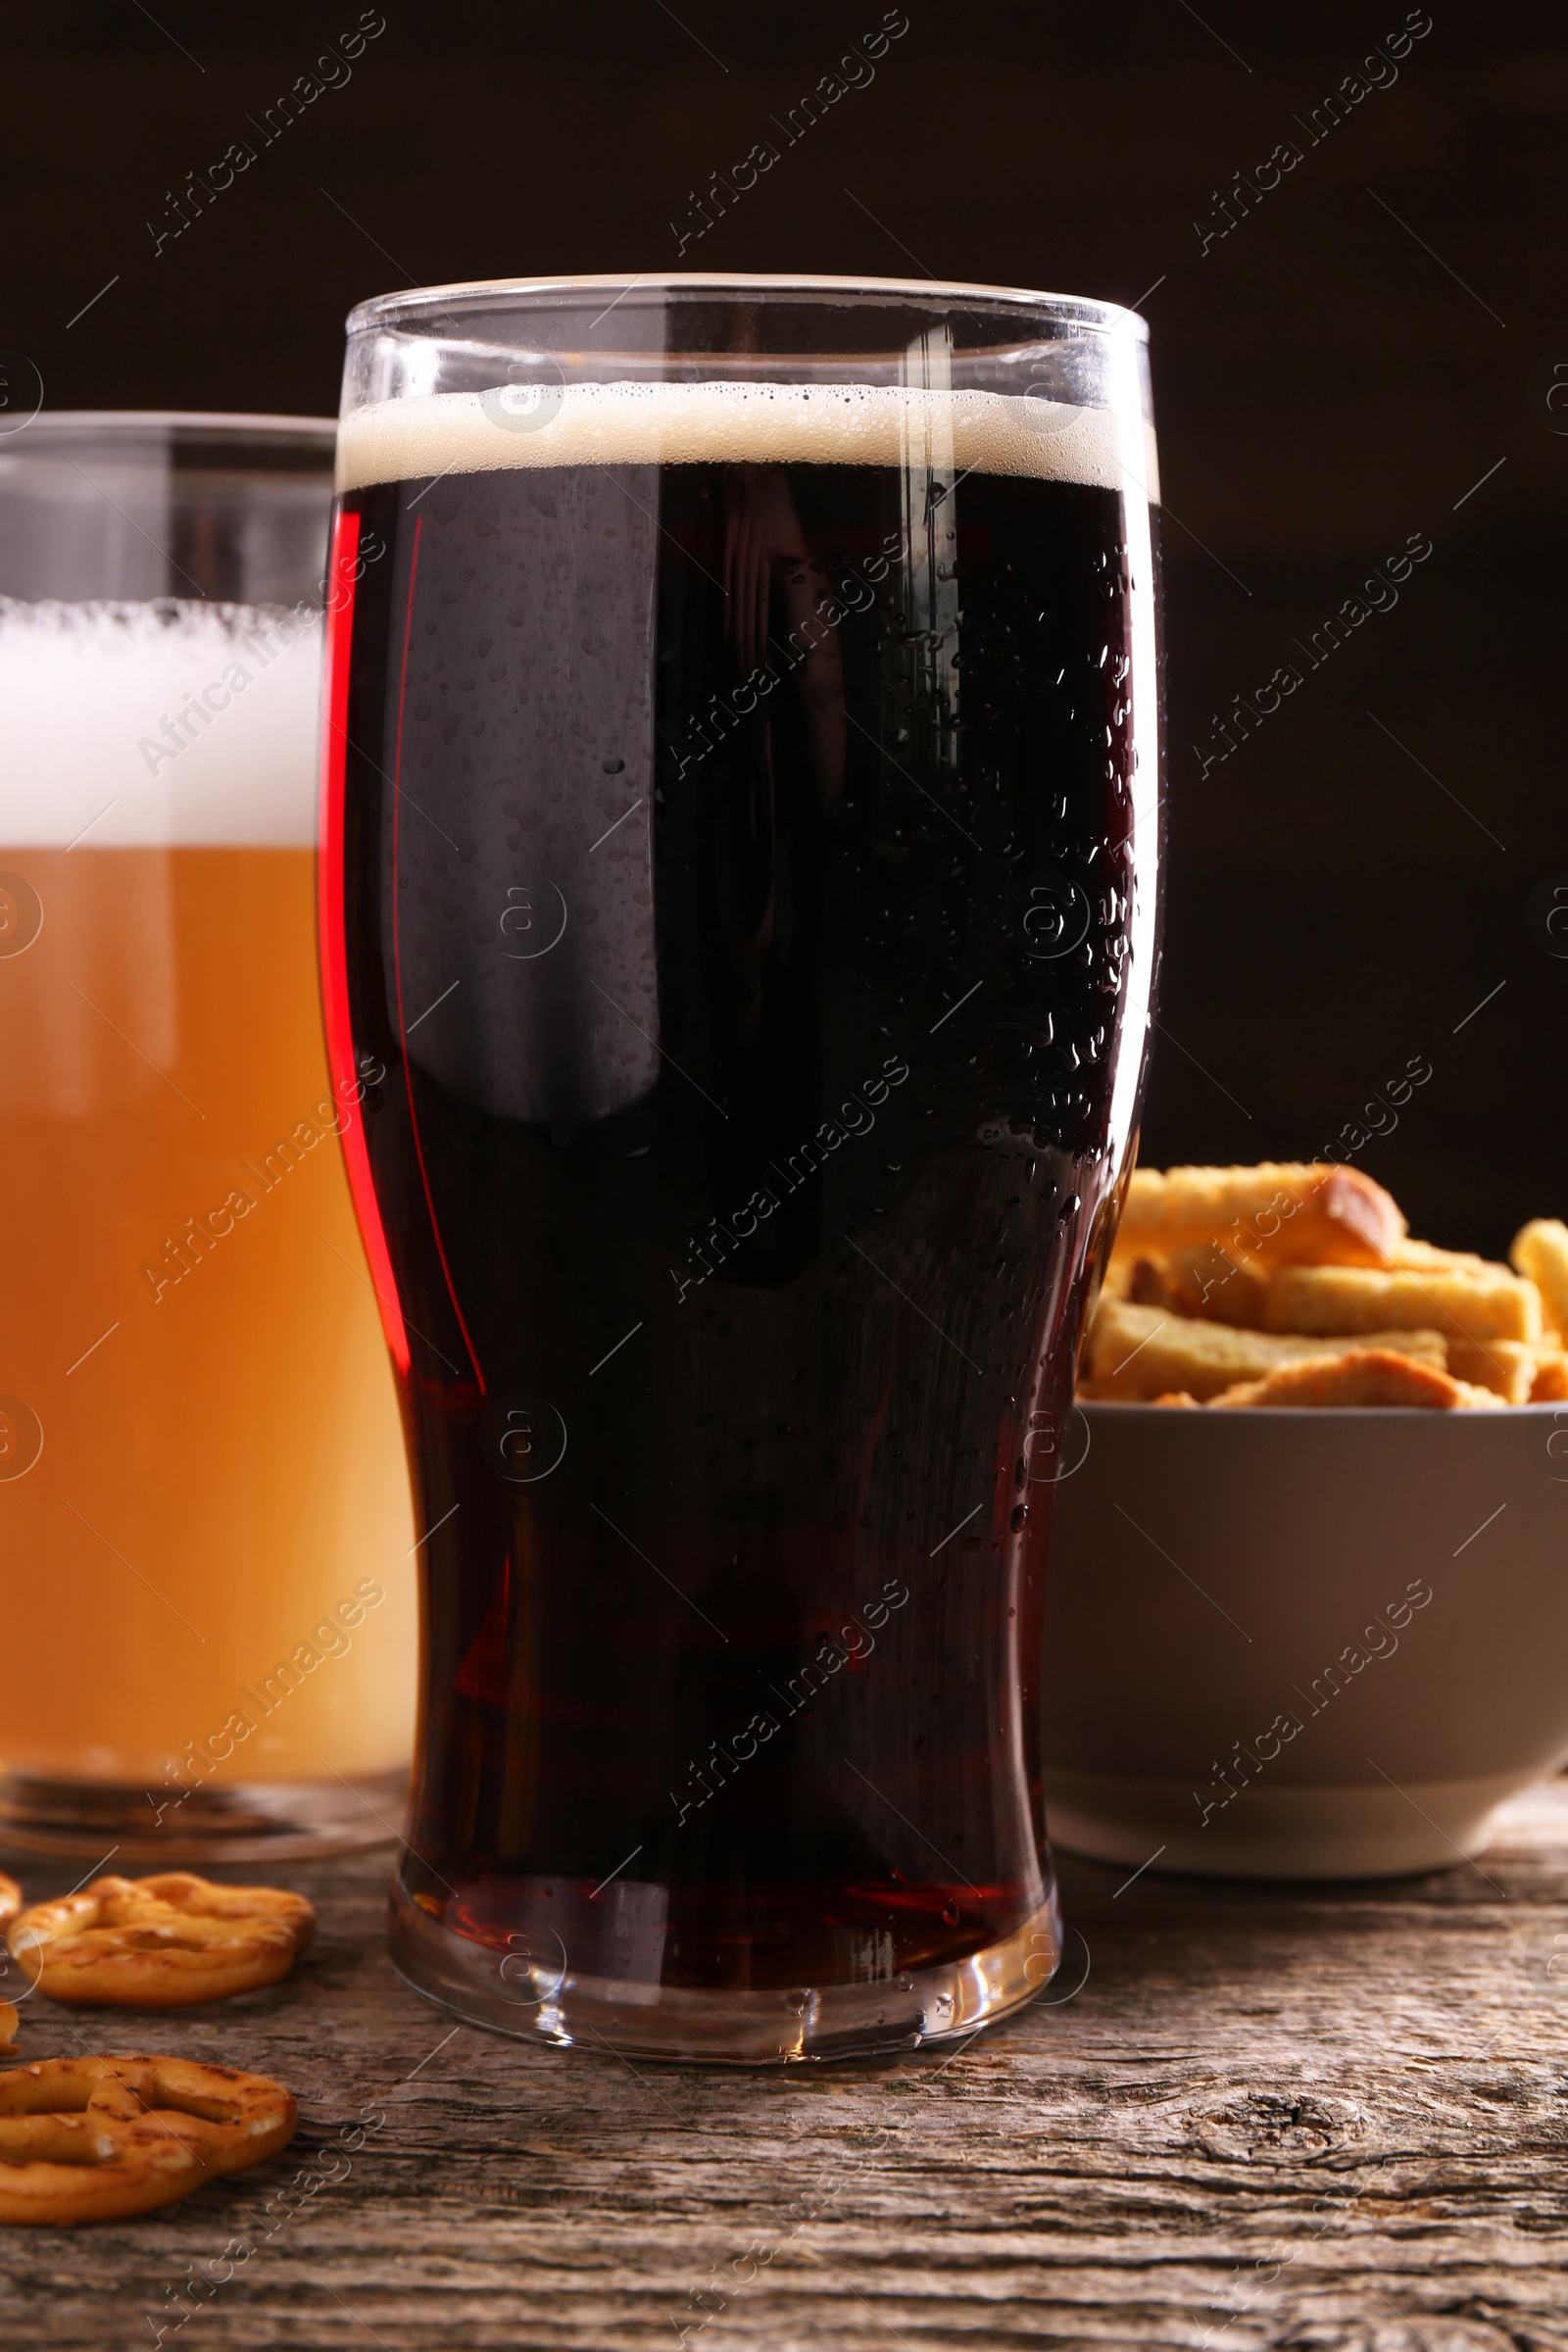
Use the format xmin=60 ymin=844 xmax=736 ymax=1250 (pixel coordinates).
xmin=387 ymin=1876 xmax=1063 ymax=2065
xmin=0 ymin=1766 xmax=410 ymax=1862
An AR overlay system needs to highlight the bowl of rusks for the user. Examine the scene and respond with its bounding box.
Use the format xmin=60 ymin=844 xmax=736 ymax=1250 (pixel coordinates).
xmin=1042 ymin=1161 xmax=1568 ymax=1879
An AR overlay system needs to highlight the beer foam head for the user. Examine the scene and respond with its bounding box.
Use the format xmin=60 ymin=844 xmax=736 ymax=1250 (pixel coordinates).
xmin=0 ymin=600 xmax=321 ymax=848
xmin=338 ymin=379 xmax=1160 ymax=504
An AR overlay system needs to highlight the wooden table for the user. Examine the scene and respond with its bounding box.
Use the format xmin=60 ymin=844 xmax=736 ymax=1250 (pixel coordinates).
xmin=6 ymin=1786 xmax=1568 ymax=2350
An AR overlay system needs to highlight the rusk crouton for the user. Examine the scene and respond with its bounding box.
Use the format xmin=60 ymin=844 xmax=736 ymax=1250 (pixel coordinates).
xmin=1446 ymin=1337 xmax=1541 ymax=1403
xmin=1511 ymin=1219 xmax=1568 ymax=1340
xmin=1262 ymin=1263 xmax=1543 ymax=1345
xmin=1126 ymin=1241 xmax=1269 ymax=1327
xmin=1208 ymin=1349 xmax=1502 ymax=1410
xmin=1119 ymin=1163 xmax=1405 ymax=1268
xmin=1087 ymin=1298 xmax=1447 ymax=1403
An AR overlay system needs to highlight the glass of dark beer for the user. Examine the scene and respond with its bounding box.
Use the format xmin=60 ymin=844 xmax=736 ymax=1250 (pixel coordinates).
xmin=323 ymin=275 xmax=1162 ymax=2061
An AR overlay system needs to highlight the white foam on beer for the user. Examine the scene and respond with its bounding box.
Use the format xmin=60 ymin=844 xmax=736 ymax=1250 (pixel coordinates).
xmin=337 ymin=379 xmax=1160 ymax=505
xmin=0 ymin=599 xmax=321 ymax=848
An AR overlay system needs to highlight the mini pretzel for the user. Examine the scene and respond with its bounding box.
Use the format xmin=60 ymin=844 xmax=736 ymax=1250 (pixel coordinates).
xmin=0 ymin=2054 xmax=295 ymax=2226
xmin=0 ymin=1880 xmax=22 ymax=2052
xmin=7 ymin=1873 xmax=316 ymax=2008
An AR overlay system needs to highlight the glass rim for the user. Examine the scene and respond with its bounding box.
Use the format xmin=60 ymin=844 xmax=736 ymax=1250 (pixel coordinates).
xmin=10 ymin=411 xmax=337 ymax=444
xmin=345 ymin=271 xmax=1149 ymax=343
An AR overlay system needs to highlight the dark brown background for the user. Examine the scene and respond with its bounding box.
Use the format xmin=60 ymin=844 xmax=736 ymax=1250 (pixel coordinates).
xmin=9 ymin=0 xmax=1564 ymax=1255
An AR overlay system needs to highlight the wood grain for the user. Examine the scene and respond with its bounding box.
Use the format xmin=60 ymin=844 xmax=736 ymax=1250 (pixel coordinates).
xmin=5 ymin=1788 xmax=1568 ymax=2350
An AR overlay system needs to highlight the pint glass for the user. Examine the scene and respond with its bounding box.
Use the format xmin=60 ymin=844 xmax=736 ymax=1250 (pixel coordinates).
xmin=0 ymin=415 xmax=416 ymax=1857
xmin=325 ymin=278 xmax=1162 ymax=2058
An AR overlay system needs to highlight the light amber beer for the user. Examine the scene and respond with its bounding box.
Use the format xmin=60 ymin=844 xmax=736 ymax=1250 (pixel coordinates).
xmin=0 ymin=593 xmax=415 ymax=1847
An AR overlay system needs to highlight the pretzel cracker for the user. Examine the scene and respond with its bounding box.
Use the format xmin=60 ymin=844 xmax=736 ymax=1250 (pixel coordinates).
xmin=6 ymin=1873 xmax=315 ymax=2009
xmin=0 ymin=2053 xmax=295 ymax=2226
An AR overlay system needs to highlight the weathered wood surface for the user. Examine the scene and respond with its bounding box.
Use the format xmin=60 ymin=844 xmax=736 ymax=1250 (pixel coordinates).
xmin=6 ymin=1788 xmax=1568 ymax=2351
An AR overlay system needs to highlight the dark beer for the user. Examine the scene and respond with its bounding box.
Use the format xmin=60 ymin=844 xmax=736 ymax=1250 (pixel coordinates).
xmin=324 ymin=377 xmax=1161 ymax=2045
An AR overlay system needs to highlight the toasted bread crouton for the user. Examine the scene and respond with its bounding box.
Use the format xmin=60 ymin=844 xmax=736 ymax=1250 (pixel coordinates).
xmin=1207 ymin=1348 xmax=1501 ymax=1410
xmin=1126 ymin=1256 xmax=1167 ymax=1308
xmin=1511 ymin=1219 xmax=1568 ymax=1341
xmin=1263 ymin=1262 xmax=1543 ymax=1344
xmin=1124 ymin=1241 xmax=1269 ymax=1327
xmin=1446 ymin=1337 xmax=1541 ymax=1403
xmin=1530 ymin=1350 xmax=1568 ymax=1402
xmin=1120 ymin=1163 xmax=1404 ymax=1268
xmin=1087 ymin=1298 xmax=1446 ymax=1402
xmin=1097 ymin=1252 xmax=1137 ymax=1303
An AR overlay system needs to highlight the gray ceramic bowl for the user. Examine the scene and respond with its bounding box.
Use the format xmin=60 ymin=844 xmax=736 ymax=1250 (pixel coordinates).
xmin=1041 ymin=1399 xmax=1568 ymax=1877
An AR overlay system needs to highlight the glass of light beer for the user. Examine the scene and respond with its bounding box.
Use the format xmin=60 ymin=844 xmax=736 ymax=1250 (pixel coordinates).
xmin=325 ymin=278 xmax=1162 ymax=2058
xmin=0 ymin=414 xmax=416 ymax=1857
